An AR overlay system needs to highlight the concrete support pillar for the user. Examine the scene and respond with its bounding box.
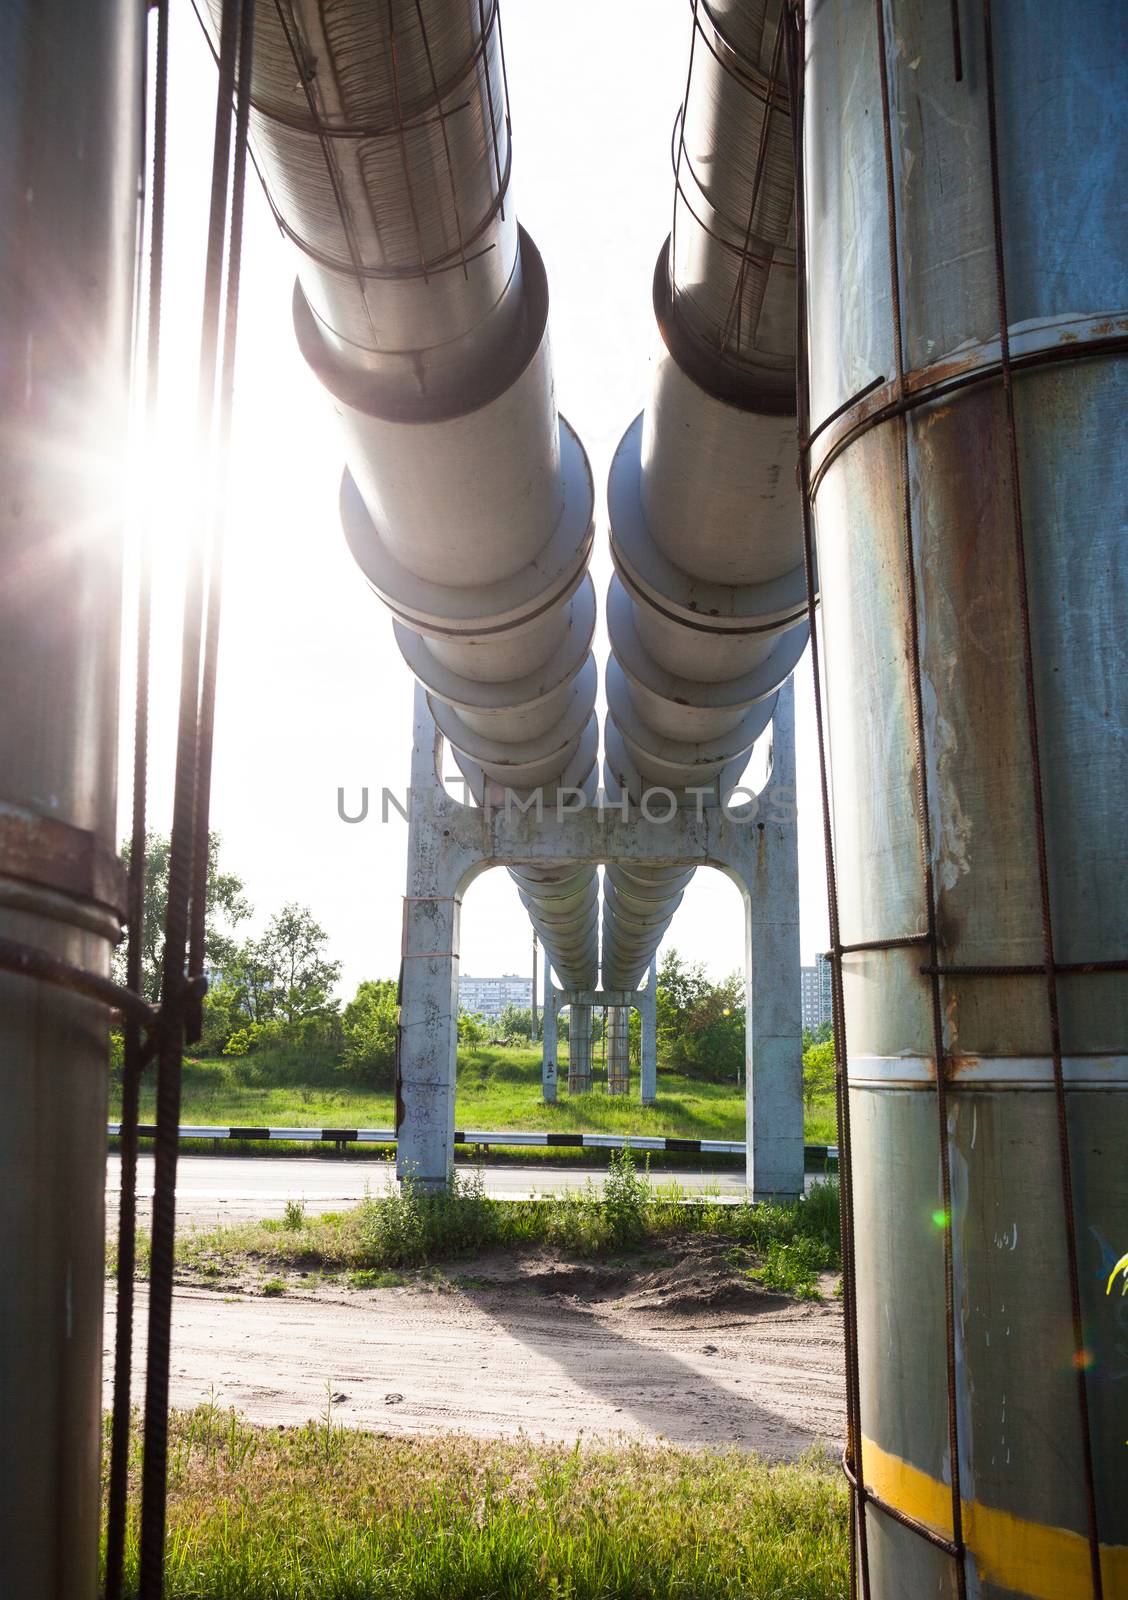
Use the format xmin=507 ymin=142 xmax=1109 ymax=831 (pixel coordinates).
xmin=541 ymin=969 xmax=558 ymax=1104
xmin=742 ymin=679 xmax=803 ymax=1200
xmin=398 ymin=689 xmax=463 ymax=1189
xmin=640 ymin=956 xmax=658 ymax=1105
xmin=606 ymin=1006 xmax=631 ymax=1095
xmin=392 ymin=688 xmax=801 ymax=1193
xmin=567 ymin=1004 xmax=593 ymax=1095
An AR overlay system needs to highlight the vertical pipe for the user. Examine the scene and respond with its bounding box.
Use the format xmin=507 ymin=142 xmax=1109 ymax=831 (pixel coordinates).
xmin=568 ymin=1004 xmax=592 ymax=1096
xmin=606 ymin=1006 xmax=631 ymax=1096
xmin=803 ymin=0 xmax=1128 ymax=1591
xmin=0 ymin=1 xmax=143 ymax=1594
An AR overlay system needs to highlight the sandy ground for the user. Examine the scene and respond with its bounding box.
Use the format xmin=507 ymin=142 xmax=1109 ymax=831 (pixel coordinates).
xmin=104 ymin=1242 xmax=846 ymax=1458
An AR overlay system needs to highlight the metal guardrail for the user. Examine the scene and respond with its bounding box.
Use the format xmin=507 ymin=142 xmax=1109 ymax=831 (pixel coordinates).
xmin=106 ymin=1123 xmax=838 ymax=1163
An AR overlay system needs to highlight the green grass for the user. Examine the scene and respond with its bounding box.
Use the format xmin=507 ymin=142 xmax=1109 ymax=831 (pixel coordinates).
xmin=103 ymin=1405 xmax=848 ymax=1598
xmin=114 ymin=1156 xmax=842 ymax=1302
xmin=109 ymin=1044 xmax=839 ymax=1151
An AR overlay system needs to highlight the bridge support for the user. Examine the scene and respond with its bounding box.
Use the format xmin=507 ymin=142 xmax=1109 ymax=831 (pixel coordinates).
xmin=398 ymin=681 xmax=802 ymax=1198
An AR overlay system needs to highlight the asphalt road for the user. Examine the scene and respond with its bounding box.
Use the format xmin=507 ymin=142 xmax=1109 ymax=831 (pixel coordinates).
xmin=105 ymin=1152 xmax=750 ymax=1227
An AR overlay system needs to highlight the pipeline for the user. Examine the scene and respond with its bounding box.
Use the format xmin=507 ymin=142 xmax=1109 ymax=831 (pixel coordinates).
xmin=224 ymin=0 xmax=598 ymax=987
xmin=800 ymin=0 xmax=1128 ymax=1593
xmin=602 ymin=0 xmax=809 ymax=989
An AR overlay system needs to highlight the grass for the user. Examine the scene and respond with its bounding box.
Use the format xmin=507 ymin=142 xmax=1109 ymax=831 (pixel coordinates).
xmin=108 ymin=1044 xmax=839 ymax=1152
xmin=103 ymin=1405 xmax=848 ymax=1599
xmin=114 ymin=1154 xmax=842 ymax=1302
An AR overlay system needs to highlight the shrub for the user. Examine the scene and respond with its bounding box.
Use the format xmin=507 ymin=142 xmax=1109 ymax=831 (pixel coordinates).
xmin=340 ymin=979 xmax=397 ymax=1088
xmin=603 ymin=1147 xmax=650 ymax=1246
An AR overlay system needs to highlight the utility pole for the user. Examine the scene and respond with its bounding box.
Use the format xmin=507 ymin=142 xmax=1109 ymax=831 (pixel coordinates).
xmin=531 ymin=932 xmax=538 ymax=1041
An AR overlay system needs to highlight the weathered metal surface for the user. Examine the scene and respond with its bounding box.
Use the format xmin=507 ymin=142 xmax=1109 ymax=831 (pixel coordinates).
xmin=804 ymin=0 xmax=1128 ymax=1591
xmin=0 ymin=803 xmax=128 ymax=919
xmin=0 ymin=0 xmax=143 ymax=1593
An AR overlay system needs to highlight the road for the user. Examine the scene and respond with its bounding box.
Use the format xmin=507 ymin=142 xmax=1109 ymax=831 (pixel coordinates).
xmin=105 ymin=1152 xmax=750 ymax=1227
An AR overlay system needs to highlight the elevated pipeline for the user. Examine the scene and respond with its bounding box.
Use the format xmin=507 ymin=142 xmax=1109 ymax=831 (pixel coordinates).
xmin=602 ymin=0 xmax=809 ymax=989
xmin=224 ymin=0 xmax=599 ymax=986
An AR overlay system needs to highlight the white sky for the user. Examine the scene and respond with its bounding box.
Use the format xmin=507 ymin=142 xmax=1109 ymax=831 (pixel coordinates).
xmin=119 ymin=0 xmax=830 ymax=997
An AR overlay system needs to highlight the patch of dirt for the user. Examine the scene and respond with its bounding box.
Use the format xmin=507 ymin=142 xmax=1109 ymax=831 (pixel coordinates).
xmin=107 ymin=1235 xmax=845 ymax=1457
xmin=442 ymin=1237 xmax=790 ymax=1317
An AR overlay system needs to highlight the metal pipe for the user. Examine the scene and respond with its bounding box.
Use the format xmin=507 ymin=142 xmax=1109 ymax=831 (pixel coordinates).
xmin=606 ymin=1005 xmax=631 ymax=1096
xmin=567 ymin=1003 xmax=593 ymax=1096
xmin=603 ymin=0 xmax=807 ymax=989
xmin=231 ymin=0 xmax=598 ymax=987
xmin=802 ymin=0 xmax=1128 ymax=1592
xmin=0 ymin=1 xmax=143 ymax=1592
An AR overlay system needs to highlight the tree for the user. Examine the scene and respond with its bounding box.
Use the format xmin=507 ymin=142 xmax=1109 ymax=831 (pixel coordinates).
xmin=803 ymin=1036 xmax=836 ymax=1113
xmin=341 ymin=979 xmax=398 ymax=1086
xmin=247 ymin=903 xmax=342 ymax=1029
xmin=654 ymin=949 xmax=744 ymax=1080
xmin=458 ymin=1010 xmax=487 ymax=1046
xmin=114 ymin=830 xmax=251 ymax=1002
xmin=497 ymin=1003 xmax=533 ymax=1040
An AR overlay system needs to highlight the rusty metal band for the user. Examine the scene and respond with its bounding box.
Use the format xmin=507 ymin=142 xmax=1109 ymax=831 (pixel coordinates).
xmin=841 ymin=1449 xmax=964 ymax=1561
xmin=782 ymin=10 xmax=870 ymax=1595
xmin=105 ymin=3 xmax=170 ymax=1590
xmin=980 ymin=1 xmax=1104 ymax=1591
xmin=923 ymin=960 xmax=1128 ymax=979
xmin=0 ymin=935 xmax=157 ymax=1027
xmin=834 ymin=933 xmax=931 ymax=957
xmin=806 ymin=326 xmax=1128 ymax=496
xmin=137 ymin=1 xmax=250 ymax=1589
xmin=0 ymin=806 xmax=127 ymax=920
xmin=872 ymin=3 xmax=969 ymax=1591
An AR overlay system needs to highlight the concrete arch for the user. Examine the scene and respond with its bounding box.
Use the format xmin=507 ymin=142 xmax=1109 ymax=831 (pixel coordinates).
xmin=397 ymin=681 xmax=802 ymax=1200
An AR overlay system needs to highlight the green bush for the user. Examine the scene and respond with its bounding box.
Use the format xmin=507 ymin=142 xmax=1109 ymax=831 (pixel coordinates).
xmin=340 ymin=979 xmax=398 ymax=1087
xmin=603 ymin=1147 xmax=651 ymax=1246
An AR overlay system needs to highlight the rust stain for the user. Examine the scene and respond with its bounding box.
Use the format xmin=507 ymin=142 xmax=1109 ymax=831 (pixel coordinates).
xmin=0 ymin=804 xmax=126 ymax=917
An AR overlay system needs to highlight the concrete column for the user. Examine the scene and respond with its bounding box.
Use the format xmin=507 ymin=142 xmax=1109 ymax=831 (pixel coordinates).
xmin=742 ymin=679 xmax=803 ymax=1199
xmin=606 ymin=1006 xmax=631 ymax=1095
xmin=541 ymin=969 xmax=558 ymax=1104
xmin=567 ymin=1004 xmax=593 ymax=1095
xmin=398 ymin=689 xmax=463 ymax=1189
xmin=640 ymin=957 xmax=658 ymax=1105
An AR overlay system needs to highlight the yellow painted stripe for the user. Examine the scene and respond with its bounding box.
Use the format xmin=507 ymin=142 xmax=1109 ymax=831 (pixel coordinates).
xmin=861 ymin=1435 xmax=1128 ymax=1600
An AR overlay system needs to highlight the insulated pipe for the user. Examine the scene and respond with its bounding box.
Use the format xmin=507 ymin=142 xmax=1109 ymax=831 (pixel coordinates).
xmin=602 ymin=0 xmax=807 ymax=989
xmin=0 ymin=2 xmax=143 ymax=1594
xmin=803 ymin=1 xmax=1128 ymax=1592
xmin=229 ymin=0 xmax=598 ymax=987
xmin=606 ymin=1006 xmax=631 ymax=1096
xmin=567 ymin=1004 xmax=593 ymax=1096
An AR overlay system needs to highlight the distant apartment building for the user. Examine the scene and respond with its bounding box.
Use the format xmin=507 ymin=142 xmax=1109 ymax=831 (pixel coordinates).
xmin=800 ymin=952 xmax=834 ymax=1033
xmin=458 ymin=973 xmax=533 ymax=1020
